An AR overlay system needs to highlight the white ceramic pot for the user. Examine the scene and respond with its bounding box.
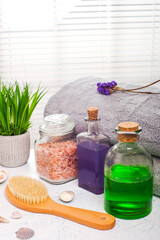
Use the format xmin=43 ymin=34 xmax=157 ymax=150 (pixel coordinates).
xmin=0 ymin=131 xmax=30 ymax=167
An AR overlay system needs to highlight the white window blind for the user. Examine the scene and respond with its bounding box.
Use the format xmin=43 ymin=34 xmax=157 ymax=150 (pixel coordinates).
xmin=0 ymin=0 xmax=160 ymax=146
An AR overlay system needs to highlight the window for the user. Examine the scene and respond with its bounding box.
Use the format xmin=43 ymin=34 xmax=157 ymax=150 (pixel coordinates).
xmin=0 ymin=0 xmax=160 ymax=146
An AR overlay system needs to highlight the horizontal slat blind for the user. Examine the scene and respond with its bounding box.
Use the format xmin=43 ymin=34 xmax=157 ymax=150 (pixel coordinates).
xmin=0 ymin=0 xmax=160 ymax=146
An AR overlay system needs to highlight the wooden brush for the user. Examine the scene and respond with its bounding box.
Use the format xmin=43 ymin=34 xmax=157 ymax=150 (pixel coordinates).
xmin=5 ymin=176 xmax=115 ymax=230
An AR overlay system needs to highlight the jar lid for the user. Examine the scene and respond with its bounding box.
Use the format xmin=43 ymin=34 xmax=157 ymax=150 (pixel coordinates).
xmin=39 ymin=114 xmax=75 ymax=136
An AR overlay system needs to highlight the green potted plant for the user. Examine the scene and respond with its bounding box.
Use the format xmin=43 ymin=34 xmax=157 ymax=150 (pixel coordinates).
xmin=0 ymin=81 xmax=45 ymax=167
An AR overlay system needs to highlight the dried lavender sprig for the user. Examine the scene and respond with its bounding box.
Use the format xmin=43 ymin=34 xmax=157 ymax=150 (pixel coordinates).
xmin=97 ymin=80 xmax=160 ymax=95
xmin=97 ymin=81 xmax=117 ymax=95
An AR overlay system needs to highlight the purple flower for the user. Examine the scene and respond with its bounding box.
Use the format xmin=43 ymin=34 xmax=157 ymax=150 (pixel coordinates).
xmin=111 ymin=81 xmax=117 ymax=86
xmin=97 ymin=80 xmax=117 ymax=95
xmin=97 ymin=82 xmax=101 ymax=87
xmin=104 ymin=89 xmax=110 ymax=95
xmin=101 ymin=88 xmax=106 ymax=94
xmin=107 ymin=82 xmax=114 ymax=88
xmin=101 ymin=82 xmax=108 ymax=88
xmin=97 ymin=86 xmax=103 ymax=94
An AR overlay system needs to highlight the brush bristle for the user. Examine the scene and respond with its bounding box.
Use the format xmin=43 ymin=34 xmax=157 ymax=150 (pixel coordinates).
xmin=8 ymin=176 xmax=48 ymax=204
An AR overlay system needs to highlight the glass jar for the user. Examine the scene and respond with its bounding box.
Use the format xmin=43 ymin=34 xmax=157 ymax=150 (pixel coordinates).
xmin=104 ymin=122 xmax=153 ymax=219
xmin=76 ymin=107 xmax=111 ymax=194
xmin=35 ymin=114 xmax=78 ymax=184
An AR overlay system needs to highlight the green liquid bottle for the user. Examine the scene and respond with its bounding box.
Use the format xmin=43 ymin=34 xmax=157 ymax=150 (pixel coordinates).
xmin=104 ymin=122 xmax=153 ymax=219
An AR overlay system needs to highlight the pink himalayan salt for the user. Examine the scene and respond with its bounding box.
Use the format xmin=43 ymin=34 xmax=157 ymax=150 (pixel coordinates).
xmin=35 ymin=140 xmax=78 ymax=182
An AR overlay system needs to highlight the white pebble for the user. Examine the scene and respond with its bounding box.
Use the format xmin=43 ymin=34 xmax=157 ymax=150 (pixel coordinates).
xmin=59 ymin=191 xmax=75 ymax=202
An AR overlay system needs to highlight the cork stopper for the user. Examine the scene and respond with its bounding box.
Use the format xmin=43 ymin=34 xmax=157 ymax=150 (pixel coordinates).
xmin=117 ymin=122 xmax=139 ymax=143
xmin=87 ymin=107 xmax=98 ymax=120
xmin=118 ymin=122 xmax=139 ymax=132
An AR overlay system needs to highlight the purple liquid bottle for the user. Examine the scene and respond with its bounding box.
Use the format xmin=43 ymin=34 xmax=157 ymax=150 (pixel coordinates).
xmin=76 ymin=107 xmax=111 ymax=194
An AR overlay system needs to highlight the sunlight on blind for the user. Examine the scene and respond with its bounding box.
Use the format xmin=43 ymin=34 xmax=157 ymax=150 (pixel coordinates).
xmin=0 ymin=0 xmax=160 ymax=146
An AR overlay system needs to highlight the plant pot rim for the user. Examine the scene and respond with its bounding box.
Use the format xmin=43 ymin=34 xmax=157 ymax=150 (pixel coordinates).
xmin=0 ymin=131 xmax=29 ymax=138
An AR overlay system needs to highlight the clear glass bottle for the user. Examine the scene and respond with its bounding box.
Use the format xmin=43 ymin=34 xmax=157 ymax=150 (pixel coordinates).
xmin=76 ymin=107 xmax=111 ymax=194
xmin=104 ymin=122 xmax=153 ymax=219
xmin=35 ymin=114 xmax=78 ymax=184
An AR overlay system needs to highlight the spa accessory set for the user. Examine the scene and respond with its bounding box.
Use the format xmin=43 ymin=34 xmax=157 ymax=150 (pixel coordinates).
xmin=1 ymin=79 xmax=159 ymax=239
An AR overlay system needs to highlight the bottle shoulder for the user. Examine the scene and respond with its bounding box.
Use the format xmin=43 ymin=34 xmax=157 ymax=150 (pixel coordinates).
xmin=105 ymin=141 xmax=153 ymax=169
xmin=76 ymin=132 xmax=110 ymax=144
xmin=108 ymin=142 xmax=151 ymax=154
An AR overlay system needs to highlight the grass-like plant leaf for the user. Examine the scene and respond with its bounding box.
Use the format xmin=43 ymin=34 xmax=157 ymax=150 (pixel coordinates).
xmin=0 ymin=81 xmax=46 ymax=136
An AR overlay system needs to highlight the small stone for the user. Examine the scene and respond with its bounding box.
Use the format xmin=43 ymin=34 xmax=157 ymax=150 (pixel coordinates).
xmin=59 ymin=191 xmax=75 ymax=202
xmin=0 ymin=169 xmax=8 ymax=183
xmin=16 ymin=227 xmax=34 ymax=239
xmin=11 ymin=211 xmax=22 ymax=219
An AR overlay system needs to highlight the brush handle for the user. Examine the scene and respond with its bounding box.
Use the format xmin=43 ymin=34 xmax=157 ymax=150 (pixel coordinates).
xmin=46 ymin=197 xmax=115 ymax=230
xmin=5 ymin=186 xmax=115 ymax=230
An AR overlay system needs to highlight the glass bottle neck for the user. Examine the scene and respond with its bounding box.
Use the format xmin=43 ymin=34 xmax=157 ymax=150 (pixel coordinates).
xmin=117 ymin=132 xmax=139 ymax=143
xmin=86 ymin=119 xmax=100 ymax=135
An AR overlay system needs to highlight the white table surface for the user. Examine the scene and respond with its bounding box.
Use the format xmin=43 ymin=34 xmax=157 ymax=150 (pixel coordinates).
xmin=0 ymin=149 xmax=160 ymax=240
